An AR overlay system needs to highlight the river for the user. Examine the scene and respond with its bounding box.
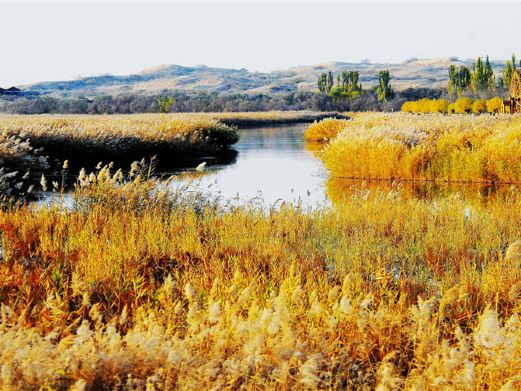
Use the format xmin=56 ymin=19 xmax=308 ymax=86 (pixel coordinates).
xmin=166 ymin=123 xmax=330 ymax=208
xmin=38 ymin=122 xmax=513 ymax=208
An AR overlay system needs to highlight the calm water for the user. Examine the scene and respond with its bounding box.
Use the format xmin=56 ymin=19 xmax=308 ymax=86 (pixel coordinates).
xmin=167 ymin=123 xmax=330 ymax=208
xmin=38 ymin=122 xmax=514 ymax=208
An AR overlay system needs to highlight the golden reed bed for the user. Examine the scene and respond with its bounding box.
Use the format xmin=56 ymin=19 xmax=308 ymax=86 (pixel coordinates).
xmin=307 ymin=113 xmax=521 ymax=184
xmin=0 ymin=168 xmax=520 ymax=389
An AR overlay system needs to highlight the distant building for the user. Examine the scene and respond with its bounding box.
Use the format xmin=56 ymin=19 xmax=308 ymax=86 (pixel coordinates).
xmin=0 ymin=86 xmax=22 ymax=95
xmin=0 ymin=86 xmax=38 ymax=96
xmin=503 ymin=70 xmax=521 ymax=113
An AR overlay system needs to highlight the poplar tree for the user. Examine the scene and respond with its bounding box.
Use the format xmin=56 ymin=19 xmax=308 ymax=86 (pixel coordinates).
xmin=471 ymin=56 xmax=495 ymax=92
xmin=503 ymin=54 xmax=517 ymax=89
xmin=317 ymin=72 xmax=334 ymax=94
xmin=317 ymin=73 xmax=328 ymax=94
xmin=376 ymin=70 xmax=394 ymax=101
xmin=340 ymin=71 xmax=362 ymax=95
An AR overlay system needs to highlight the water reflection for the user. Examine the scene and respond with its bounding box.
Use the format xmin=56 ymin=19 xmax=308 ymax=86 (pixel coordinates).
xmin=168 ymin=122 xmax=520 ymax=208
xmin=326 ymin=177 xmax=521 ymax=206
xmin=38 ymin=123 xmax=521 ymax=209
xmin=166 ymin=124 xmax=330 ymax=207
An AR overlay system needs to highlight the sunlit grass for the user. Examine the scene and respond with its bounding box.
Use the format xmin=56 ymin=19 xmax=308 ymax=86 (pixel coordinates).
xmin=0 ymin=114 xmax=239 ymax=169
xmin=304 ymin=118 xmax=351 ymax=142
xmin=0 ymin=169 xmax=520 ymax=388
xmin=319 ymin=112 xmax=521 ymax=183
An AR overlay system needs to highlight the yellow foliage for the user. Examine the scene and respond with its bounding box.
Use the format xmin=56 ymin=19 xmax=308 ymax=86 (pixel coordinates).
xmin=402 ymin=97 xmax=503 ymax=115
xmin=486 ymin=97 xmax=503 ymax=113
xmin=429 ymin=98 xmax=449 ymax=113
xmin=323 ymin=112 xmax=521 ymax=182
xmin=401 ymin=99 xmax=449 ymax=114
xmin=454 ymin=98 xmax=473 ymax=113
xmin=472 ymin=99 xmax=487 ymax=114
xmin=304 ymin=118 xmax=350 ymax=142
xmin=0 ymin=174 xmax=521 ymax=388
xmin=401 ymin=101 xmax=413 ymax=113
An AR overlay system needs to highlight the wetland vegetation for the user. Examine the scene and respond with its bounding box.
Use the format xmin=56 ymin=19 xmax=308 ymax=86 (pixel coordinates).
xmin=0 ymin=111 xmax=520 ymax=389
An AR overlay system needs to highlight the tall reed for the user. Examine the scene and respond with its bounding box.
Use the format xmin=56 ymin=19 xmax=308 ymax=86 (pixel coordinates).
xmin=0 ymin=169 xmax=520 ymax=388
xmin=322 ymin=113 xmax=521 ymax=183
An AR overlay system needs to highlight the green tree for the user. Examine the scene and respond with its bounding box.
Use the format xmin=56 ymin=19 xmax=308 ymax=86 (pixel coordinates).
xmin=485 ymin=56 xmax=495 ymax=90
xmin=448 ymin=65 xmax=471 ymax=95
xmin=458 ymin=66 xmax=472 ymax=93
xmin=503 ymin=54 xmax=517 ymax=89
xmin=448 ymin=65 xmax=457 ymax=94
xmin=317 ymin=73 xmax=328 ymax=94
xmin=340 ymin=71 xmax=362 ymax=95
xmin=376 ymin=70 xmax=394 ymax=102
xmin=326 ymin=71 xmax=334 ymax=93
xmin=471 ymin=56 xmax=495 ymax=92
xmin=157 ymin=96 xmax=174 ymax=113
xmin=317 ymin=72 xmax=334 ymax=94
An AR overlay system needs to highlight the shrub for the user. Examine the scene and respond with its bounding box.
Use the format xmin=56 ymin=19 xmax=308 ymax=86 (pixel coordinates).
xmin=402 ymin=98 xmax=502 ymax=115
xmin=401 ymin=101 xmax=413 ymax=113
xmin=429 ymin=98 xmax=449 ymax=113
xmin=472 ymin=99 xmax=487 ymax=114
xmin=454 ymin=98 xmax=473 ymax=113
xmin=401 ymin=98 xmax=449 ymax=114
xmin=486 ymin=97 xmax=503 ymax=113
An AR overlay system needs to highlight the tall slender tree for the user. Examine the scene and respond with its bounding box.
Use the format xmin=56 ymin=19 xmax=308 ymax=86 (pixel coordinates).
xmin=317 ymin=73 xmax=328 ymax=94
xmin=340 ymin=70 xmax=362 ymax=94
xmin=317 ymin=72 xmax=334 ymax=94
xmin=326 ymin=71 xmax=334 ymax=94
xmin=503 ymin=54 xmax=517 ymax=89
xmin=471 ymin=56 xmax=495 ymax=92
xmin=376 ymin=70 xmax=394 ymax=102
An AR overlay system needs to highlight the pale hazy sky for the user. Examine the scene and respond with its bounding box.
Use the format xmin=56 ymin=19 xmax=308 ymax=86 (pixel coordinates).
xmin=1 ymin=2 xmax=520 ymax=86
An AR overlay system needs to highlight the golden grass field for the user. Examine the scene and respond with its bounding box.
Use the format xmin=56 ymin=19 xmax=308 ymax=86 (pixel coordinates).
xmin=0 ymin=164 xmax=519 ymax=388
xmin=304 ymin=118 xmax=351 ymax=142
xmin=0 ymin=112 xmax=520 ymax=389
xmin=0 ymin=114 xmax=238 ymax=165
xmin=0 ymin=113 xmax=241 ymax=203
xmin=319 ymin=113 xmax=521 ymax=183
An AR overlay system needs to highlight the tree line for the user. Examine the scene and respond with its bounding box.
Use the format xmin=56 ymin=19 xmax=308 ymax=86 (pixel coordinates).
xmin=0 ymin=87 xmax=443 ymax=115
xmin=317 ymin=70 xmax=394 ymax=102
xmin=317 ymin=54 xmax=520 ymax=107
xmin=447 ymin=54 xmax=520 ymax=97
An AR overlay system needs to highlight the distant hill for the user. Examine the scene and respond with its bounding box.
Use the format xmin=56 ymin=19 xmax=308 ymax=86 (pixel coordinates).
xmin=21 ymin=58 xmax=506 ymax=97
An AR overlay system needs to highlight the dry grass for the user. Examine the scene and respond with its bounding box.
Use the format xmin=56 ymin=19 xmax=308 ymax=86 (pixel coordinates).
xmin=0 ymin=114 xmax=238 ymax=169
xmin=0 ymin=131 xmax=49 ymax=204
xmin=0 ymin=112 xmax=340 ymax=174
xmin=172 ymin=111 xmax=348 ymax=127
xmin=304 ymin=118 xmax=351 ymax=142
xmin=320 ymin=112 xmax=521 ymax=183
xmin=0 ymin=169 xmax=520 ymax=389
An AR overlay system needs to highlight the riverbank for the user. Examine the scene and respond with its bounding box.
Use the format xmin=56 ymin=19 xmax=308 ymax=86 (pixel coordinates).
xmin=190 ymin=111 xmax=349 ymax=127
xmin=0 ymin=112 xmax=348 ymax=203
xmin=0 ymin=114 xmax=240 ymax=202
xmin=0 ymin=114 xmax=238 ymax=165
xmin=311 ymin=112 xmax=521 ymax=184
